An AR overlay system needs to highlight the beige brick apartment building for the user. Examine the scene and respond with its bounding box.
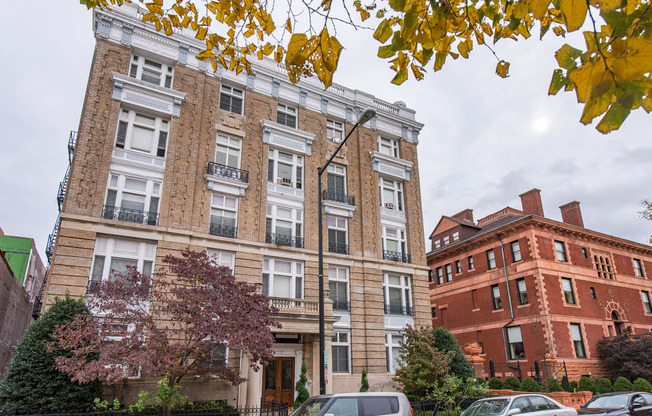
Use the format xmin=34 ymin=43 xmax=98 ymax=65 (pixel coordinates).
xmin=42 ymin=3 xmax=429 ymax=406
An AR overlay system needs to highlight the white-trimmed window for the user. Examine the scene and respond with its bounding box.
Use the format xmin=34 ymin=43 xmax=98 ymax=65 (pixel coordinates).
xmin=452 ymin=231 xmax=460 ymax=242
xmin=266 ymin=204 xmax=303 ymax=248
xmin=329 ymin=266 xmax=349 ymax=312
xmin=379 ymin=178 xmax=404 ymax=211
xmin=219 ymin=85 xmax=243 ymax=115
xmin=642 ymin=291 xmax=652 ymax=314
xmin=200 ymin=343 xmax=228 ymax=370
xmin=262 ymin=258 xmax=303 ymax=299
xmin=445 ymin=264 xmax=453 ymax=282
xmin=562 ymin=277 xmax=576 ymax=304
xmin=327 ymin=164 xmax=347 ymax=199
xmin=634 ymin=259 xmax=645 ymax=277
xmin=385 ymin=332 xmax=403 ymax=373
xmin=129 ymin=55 xmax=173 ymax=88
xmin=103 ymin=173 xmax=161 ymax=226
xmin=443 ymin=236 xmax=450 ymax=245
xmin=455 ymin=260 xmax=462 ymax=274
xmin=517 ymin=278 xmax=528 ymax=305
xmin=570 ymin=323 xmax=586 ymax=358
xmin=115 ymin=108 xmax=169 ymax=158
xmin=378 ymin=137 xmax=399 ymax=158
xmin=506 ymin=326 xmax=525 ymax=360
xmin=210 ymin=193 xmax=238 ymax=238
xmin=332 ymin=330 xmax=351 ymax=373
xmin=277 ymin=103 xmax=297 ymax=128
xmin=487 ymin=249 xmax=496 ymax=269
xmin=207 ymin=249 xmax=235 ymax=274
xmin=436 ymin=267 xmax=444 ymax=284
xmin=511 ymin=241 xmax=522 ymax=262
xmin=555 ymin=240 xmax=568 ymax=262
xmin=215 ymin=134 xmax=241 ymax=168
xmin=434 ymin=240 xmax=441 ymax=249
xmin=468 ymin=256 xmax=474 ymax=269
xmin=327 ymin=119 xmax=344 ymax=142
xmin=492 ymin=284 xmax=502 ymax=310
xmin=328 ymin=216 xmax=348 ymax=254
xmin=268 ymin=149 xmax=303 ymax=189
xmin=89 ymin=237 xmax=156 ymax=292
xmin=383 ymin=273 xmax=412 ymax=316
xmin=382 ymin=226 xmax=407 ymax=262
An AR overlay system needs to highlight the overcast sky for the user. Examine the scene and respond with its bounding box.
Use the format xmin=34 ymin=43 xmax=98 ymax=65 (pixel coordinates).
xmin=1 ymin=1 xmax=650 ymax=262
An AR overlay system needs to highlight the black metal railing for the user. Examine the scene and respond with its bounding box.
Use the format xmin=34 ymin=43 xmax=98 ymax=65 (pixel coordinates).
xmin=207 ymin=162 xmax=249 ymax=183
xmin=102 ymin=205 xmax=159 ymax=226
xmin=57 ymin=165 xmax=70 ymax=211
xmin=489 ymin=359 xmax=522 ymax=381
xmin=331 ymin=298 xmax=351 ymax=312
xmin=265 ymin=233 xmax=304 ymax=248
xmin=328 ymin=241 xmax=349 ymax=254
xmin=384 ymin=303 xmax=414 ymax=316
xmin=45 ymin=214 xmax=60 ymax=263
xmin=410 ymin=400 xmax=441 ymax=416
xmin=322 ymin=189 xmax=355 ymax=206
xmin=383 ymin=250 xmax=410 ymax=263
xmin=209 ymin=223 xmax=237 ymax=238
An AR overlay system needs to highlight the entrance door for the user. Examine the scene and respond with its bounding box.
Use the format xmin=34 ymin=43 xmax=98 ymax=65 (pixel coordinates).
xmin=262 ymin=357 xmax=295 ymax=407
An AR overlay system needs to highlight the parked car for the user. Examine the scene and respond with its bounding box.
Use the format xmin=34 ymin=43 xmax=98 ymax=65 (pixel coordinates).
xmin=290 ymin=392 xmax=413 ymax=416
xmin=461 ymin=394 xmax=578 ymax=416
xmin=578 ymin=392 xmax=652 ymax=416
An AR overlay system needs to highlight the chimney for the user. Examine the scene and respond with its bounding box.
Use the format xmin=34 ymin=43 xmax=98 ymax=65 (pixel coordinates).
xmin=560 ymin=201 xmax=584 ymax=227
xmin=452 ymin=209 xmax=474 ymax=224
xmin=519 ymin=188 xmax=544 ymax=217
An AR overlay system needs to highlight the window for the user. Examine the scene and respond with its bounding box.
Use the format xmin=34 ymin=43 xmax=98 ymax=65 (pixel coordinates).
xmin=452 ymin=231 xmax=460 ymax=242
xmin=471 ymin=289 xmax=478 ymax=309
xmin=511 ymin=397 xmax=533 ymax=413
xmin=385 ymin=333 xmax=403 ymax=373
xmin=383 ymin=273 xmax=412 ymax=316
xmin=570 ymin=323 xmax=586 ymax=358
xmin=378 ymin=137 xmax=399 ymax=158
xmin=582 ymin=247 xmax=589 ymax=259
xmin=129 ymin=55 xmax=173 ymax=88
xmin=361 ymin=397 xmax=399 ymax=416
xmin=492 ymin=284 xmax=502 ymax=310
xmin=332 ymin=331 xmax=350 ymax=373
xmin=268 ymin=149 xmax=303 ymax=189
xmin=265 ymin=204 xmax=303 ymax=248
xmin=115 ymin=109 xmax=169 ymax=157
xmin=434 ymin=240 xmax=441 ymax=249
xmin=468 ymin=256 xmax=474 ymax=269
xmin=445 ymin=264 xmax=453 ymax=282
xmin=428 ymin=270 xmax=433 ymax=283
xmin=200 ymin=344 xmax=228 ymax=370
xmin=562 ymin=278 xmax=576 ymax=304
xmin=382 ymin=226 xmax=408 ymax=262
xmin=277 ymin=103 xmax=297 ymax=128
xmin=327 ymin=119 xmax=344 ymax=142
xmin=642 ymin=291 xmax=652 ymax=314
xmin=511 ymin=241 xmax=521 ymax=262
xmin=590 ymin=287 xmax=597 ymax=299
xmin=431 ymin=307 xmax=437 ymax=318
xmin=219 ymin=85 xmax=243 ymax=115
xmin=379 ymin=178 xmax=404 ymax=211
xmin=328 ymin=398 xmax=359 ymax=416
xmin=594 ymin=254 xmax=614 ymax=279
xmin=634 ymin=259 xmax=645 ymax=277
xmin=555 ymin=240 xmax=567 ymax=262
xmin=326 ymin=164 xmax=349 ymax=203
xmin=443 ymin=236 xmax=450 ymax=245
xmin=516 ymin=278 xmax=528 ymax=305
xmin=506 ymin=326 xmax=525 ymax=359
xmin=207 ymin=249 xmax=235 ymax=273
xmin=328 ymin=217 xmax=348 ymax=254
xmin=210 ymin=193 xmax=237 ymax=238
xmin=455 ymin=260 xmax=462 ymax=274
xmin=89 ymin=237 xmax=156 ymax=292
xmin=487 ymin=249 xmax=496 ymax=270
xmin=329 ymin=266 xmax=349 ymax=311
xmin=215 ymin=134 xmax=241 ymax=168
xmin=437 ymin=267 xmax=444 ymax=285
xmin=103 ymin=173 xmax=161 ymax=226
xmin=262 ymin=258 xmax=303 ymax=299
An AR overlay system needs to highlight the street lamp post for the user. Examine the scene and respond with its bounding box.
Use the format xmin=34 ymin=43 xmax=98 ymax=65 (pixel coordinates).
xmin=317 ymin=107 xmax=376 ymax=395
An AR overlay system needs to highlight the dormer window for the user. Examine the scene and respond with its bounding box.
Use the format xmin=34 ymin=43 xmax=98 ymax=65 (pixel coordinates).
xmin=129 ymin=55 xmax=173 ymax=88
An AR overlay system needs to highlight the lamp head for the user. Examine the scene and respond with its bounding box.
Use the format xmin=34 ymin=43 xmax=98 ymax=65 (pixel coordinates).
xmin=357 ymin=108 xmax=376 ymax=125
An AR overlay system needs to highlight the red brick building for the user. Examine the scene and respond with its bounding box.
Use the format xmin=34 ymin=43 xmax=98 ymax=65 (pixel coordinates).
xmin=427 ymin=189 xmax=652 ymax=380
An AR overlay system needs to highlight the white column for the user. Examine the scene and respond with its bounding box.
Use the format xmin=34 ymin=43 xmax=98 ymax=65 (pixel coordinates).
xmin=238 ymin=354 xmax=250 ymax=407
xmin=246 ymin=364 xmax=261 ymax=408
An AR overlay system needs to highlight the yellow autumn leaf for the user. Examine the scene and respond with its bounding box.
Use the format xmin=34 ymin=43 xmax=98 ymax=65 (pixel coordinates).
xmin=568 ymin=59 xmax=606 ymax=103
xmin=373 ymin=19 xmax=393 ymax=43
xmin=286 ymin=33 xmax=309 ymax=66
xmin=528 ymin=0 xmax=552 ymax=19
xmin=560 ymin=0 xmax=588 ymax=32
xmin=496 ymin=60 xmax=510 ymax=77
xmin=610 ymin=38 xmax=652 ymax=83
xmin=579 ymin=80 xmax=615 ymax=124
xmin=195 ymin=26 xmax=207 ymax=40
xmin=286 ymin=18 xmax=292 ymax=33
xmin=458 ymin=40 xmax=470 ymax=58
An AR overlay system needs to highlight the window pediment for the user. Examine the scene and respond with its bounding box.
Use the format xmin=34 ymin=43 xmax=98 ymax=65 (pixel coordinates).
xmin=112 ymin=72 xmax=186 ymax=117
xmin=370 ymin=151 xmax=413 ymax=181
xmin=261 ymin=120 xmax=315 ymax=156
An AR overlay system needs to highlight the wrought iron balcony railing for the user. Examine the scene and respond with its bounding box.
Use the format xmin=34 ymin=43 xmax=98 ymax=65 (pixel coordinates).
xmin=322 ymin=189 xmax=355 ymax=206
xmin=209 ymin=223 xmax=237 ymax=238
xmin=331 ymin=298 xmax=351 ymax=312
xmin=328 ymin=242 xmax=349 ymax=255
xmin=266 ymin=232 xmax=304 ymax=248
xmin=102 ymin=205 xmax=159 ymax=226
xmin=384 ymin=303 xmax=414 ymax=316
xmin=383 ymin=250 xmax=410 ymax=264
xmin=207 ymin=162 xmax=249 ymax=183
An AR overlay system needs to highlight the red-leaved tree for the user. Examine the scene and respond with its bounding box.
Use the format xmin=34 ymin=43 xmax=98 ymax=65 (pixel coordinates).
xmin=48 ymin=249 xmax=281 ymax=389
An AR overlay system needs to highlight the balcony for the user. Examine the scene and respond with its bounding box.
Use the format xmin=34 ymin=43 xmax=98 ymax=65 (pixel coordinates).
xmin=328 ymin=242 xmax=349 ymax=255
xmin=266 ymin=232 xmax=304 ymax=248
xmin=207 ymin=162 xmax=249 ymax=183
xmin=331 ymin=298 xmax=350 ymax=312
xmin=322 ymin=189 xmax=355 ymax=206
xmin=270 ymin=297 xmax=318 ymax=313
xmin=384 ymin=303 xmax=414 ymax=316
xmin=383 ymin=250 xmax=410 ymax=263
xmin=209 ymin=223 xmax=237 ymax=238
xmin=102 ymin=205 xmax=159 ymax=226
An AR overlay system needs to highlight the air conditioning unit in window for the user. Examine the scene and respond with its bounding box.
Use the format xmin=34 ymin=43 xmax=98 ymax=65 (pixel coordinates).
xmin=384 ymin=202 xmax=395 ymax=210
xmin=280 ymin=177 xmax=292 ymax=186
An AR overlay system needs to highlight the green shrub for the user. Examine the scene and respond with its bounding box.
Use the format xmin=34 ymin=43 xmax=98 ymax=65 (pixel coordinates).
xmin=597 ymin=378 xmax=614 ymax=394
xmin=431 ymin=328 xmax=475 ymax=379
xmin=613 ymin=377 xmax=633 ymax=392
xmin=543 ymin=378 xmax=564 ymax=392
xmin=570 ymin=381 xmax=579 ymax=392
xmin=578 ymin=376 xmax=596 ymax=393
xmin=360 ymin=366 xmax=369 ymax=392
xmin=520 ymin=378 xmax=542 ymax=392
xmin=504 ymin=377 xmax=521 ymax=390
xmin=632 ymin=378 xmax=652 ymax=392
xmin=488 ymin=377 xmax=504 ymax=390
xmin=294 ymin=361 xmax=310 ymax=407
xmin=561 ymin=375 xmax=572 ymax=392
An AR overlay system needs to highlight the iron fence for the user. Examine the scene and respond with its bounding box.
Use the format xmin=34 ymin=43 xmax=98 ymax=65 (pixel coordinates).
xmin=0 ymin=403 xmax=288 ymax=416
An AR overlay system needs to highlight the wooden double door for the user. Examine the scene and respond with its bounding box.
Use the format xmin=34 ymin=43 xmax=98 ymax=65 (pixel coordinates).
xmin=262 ymin=357 xmax=295 ymax=407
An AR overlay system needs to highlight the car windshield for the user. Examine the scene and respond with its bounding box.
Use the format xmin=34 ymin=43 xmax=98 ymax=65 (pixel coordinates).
xmin=290 ymin=397 xmax=333 ymax=416
xmin=462 ymin=399 xmax=509 ymax=416
xmin=585 ymin=396 xmax=630 ymax=409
